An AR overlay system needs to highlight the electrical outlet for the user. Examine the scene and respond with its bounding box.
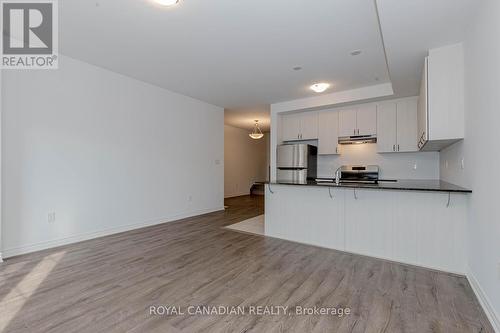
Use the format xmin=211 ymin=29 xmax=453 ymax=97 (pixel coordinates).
xmin=461 ymin=158 xmax=465 ymax=170
xmin=413 ymin=163 xmax=418 ymax=170
xmin=48 ymin=212 xmax=56 ymax=223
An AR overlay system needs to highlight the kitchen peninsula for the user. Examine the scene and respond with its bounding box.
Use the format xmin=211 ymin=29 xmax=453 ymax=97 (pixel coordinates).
xmin=265 ymin=180 xmax=470 ymax=274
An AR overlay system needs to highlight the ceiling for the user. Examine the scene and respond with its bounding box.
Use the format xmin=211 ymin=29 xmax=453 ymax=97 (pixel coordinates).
xmin=59 ymin=0 xmax=477 ymax=111
xmin=376 ymin=0 xmax=478 ymax=97
xmin=224 ymin=105 xmax=270 ymax=132
xmin=59 ymin=0 xmax=390 ymax=109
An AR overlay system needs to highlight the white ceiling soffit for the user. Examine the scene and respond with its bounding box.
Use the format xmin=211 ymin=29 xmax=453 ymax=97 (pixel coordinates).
xmin=376 ymin=0 xmax=477 ymax=97
xmin=271 ymin=83 xmax=393 ymax=113
xmin=224 ymin=105 xmax=271 ymax=132
xmin=60 ymin=0 xmax=390 ymax=108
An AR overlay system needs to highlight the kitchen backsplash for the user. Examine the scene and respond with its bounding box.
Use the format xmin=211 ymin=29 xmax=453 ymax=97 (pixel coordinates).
xmin=317 ymin=143 xmax=440 ymax=180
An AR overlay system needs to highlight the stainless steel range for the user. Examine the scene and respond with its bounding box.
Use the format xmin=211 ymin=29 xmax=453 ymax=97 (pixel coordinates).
xmin=335 ymin=165 xmax=379 ymax=184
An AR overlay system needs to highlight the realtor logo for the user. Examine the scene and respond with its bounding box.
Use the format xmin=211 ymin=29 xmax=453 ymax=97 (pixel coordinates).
xmin=1 ymin=0 xmax=58 ymax=69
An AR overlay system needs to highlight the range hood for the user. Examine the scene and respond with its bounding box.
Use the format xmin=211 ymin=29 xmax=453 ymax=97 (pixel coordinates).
xmin=338 ymin=135 xmax=377 ymax=145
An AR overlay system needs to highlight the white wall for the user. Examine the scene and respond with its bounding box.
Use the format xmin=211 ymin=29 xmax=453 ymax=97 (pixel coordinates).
xmin=318 ymin=144 xmax=439 ymax=179
xmin=0 ymin=69 xmax=3 ymax=262
xmin=440 ymin=0 xmax=500 ymax=328
xmin=224 ymin=125 xmax=268 ymax=197
xmin=1 ymin=55 xmax=224 ymax=258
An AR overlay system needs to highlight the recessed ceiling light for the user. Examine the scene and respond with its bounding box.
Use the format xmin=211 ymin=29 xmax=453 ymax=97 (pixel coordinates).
xmin=154 ymin=0 xmax=179 ymax=6
xmin=350 ymin=50 xmax=362 ymax=56
xmin=310 ymin=83 xmax=330 ymax=93
xmin=293 ymin=66 xmax=302 ymax=71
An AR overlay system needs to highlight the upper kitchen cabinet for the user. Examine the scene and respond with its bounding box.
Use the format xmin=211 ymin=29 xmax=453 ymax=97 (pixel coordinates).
xmin=356 ymin=105 xmax=377 ymax=136
xmin=377 ymin=98 xmax=418 ymax=153
xmin=377 ymin=102 xmax=397 ymax=153
xmin=281 ymin=112 xmax=318 ymax=141
xmin=418 ymin=43 xmax=464 ymax=151
xmin=339 ymin=106 xmax=377 ymax=137
xmin=281 ymin=114 xmax=301 ymax=141
xmin=397 ymin=99 xmax=418 ymax=152
xmin=299 ymin=112 xmax=319 ymax=140
xmin=339 ymin=108 xmax=357 ymax=137
xmin=318 ymin=110 xmax=340 ymax=155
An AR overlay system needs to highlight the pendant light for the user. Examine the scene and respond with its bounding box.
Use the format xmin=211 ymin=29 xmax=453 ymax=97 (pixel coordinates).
xmin=249 ymin=120 xmax=264 ymax=140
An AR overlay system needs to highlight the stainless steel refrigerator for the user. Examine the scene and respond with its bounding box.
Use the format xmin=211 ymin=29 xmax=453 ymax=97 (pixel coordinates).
xmin=276 ymin=144 xmax=317 ymax=184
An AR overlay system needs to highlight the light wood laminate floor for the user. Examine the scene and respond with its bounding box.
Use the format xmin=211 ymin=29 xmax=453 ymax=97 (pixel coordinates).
xmin=0 ymin=195 xmax=493 ymax=332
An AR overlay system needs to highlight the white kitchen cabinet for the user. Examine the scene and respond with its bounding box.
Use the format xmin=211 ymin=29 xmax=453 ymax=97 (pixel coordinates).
xmin=418 ymin=43 xmax=464 ymax=151
xmin=417 ymin=58 xmax=428 ymax=149
xmin=281 ymin=114 xmax=302 ymax=141
xmin=281 ymin=112 xmax=318 ymax=141
xmin=299 ymin=112 xmax=319 ymax=140
xmin=396 ymin=99 xmax=418 ymax=152
xmin=356 ymin=105 xmax=377 ymax=136
xmin=339 ymin=109 xmax=357 ymax=136
xmin=339 ymin=107 xmax=376 ymax=137
xmin=318 ymin=111 xmax=340 ymax=155
xmin=376 ymin=102 xmax=397 ymax=153
xmin=339 ymin=108 xmax=357 ymax=137
xmin=377 ymin=98 xmax=418 ymax=153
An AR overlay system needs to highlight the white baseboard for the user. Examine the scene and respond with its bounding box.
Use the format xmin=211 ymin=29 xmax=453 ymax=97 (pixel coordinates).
xmin=2 ymin=206 xmax=224 ymax=259
xmin=224 ymin=191 xmax=250 ymax=198
xmin=467 ymin=271 xmax=500 ymax=332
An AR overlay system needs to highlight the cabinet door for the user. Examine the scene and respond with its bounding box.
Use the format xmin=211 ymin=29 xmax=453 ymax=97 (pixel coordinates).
xmin=299 ymin=112 xmax=318 ymax=140
xmin=427 ymin=44 xmax=464 ymax=141
xmin=356 ymin=105 xmax=377 ymax=136
xmin=376 ymin=102 xmax=397 ymax=153
xmin=396 ymin=99 xmax=418 ymax=152
xmin=281 ymin=114 xmax=301 ymax=141
xmin=318 ymin=111 xmax=340 ymax=155
xmin=339 ymin=109 xmax=357 ymax=137
xmin=417 ymin=58 xmax=429 ymax=149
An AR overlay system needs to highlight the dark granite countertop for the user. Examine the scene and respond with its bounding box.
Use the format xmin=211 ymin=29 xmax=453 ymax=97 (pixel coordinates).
xmin=267 ymin=179 xmax=472 ymax=193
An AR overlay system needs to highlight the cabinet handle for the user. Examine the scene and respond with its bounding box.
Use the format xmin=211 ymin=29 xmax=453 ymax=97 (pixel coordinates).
xmin=353 ymin=129 xmax=356 ymax=135
xmin=397 ymin=144 xmax=400 ymax=151
xmin=393 ymin=144 xmax=395 ymax=152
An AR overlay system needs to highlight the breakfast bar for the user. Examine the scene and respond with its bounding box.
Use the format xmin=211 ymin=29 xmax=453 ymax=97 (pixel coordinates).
xmin=265 ymin=180 xmax=471 ymax=274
